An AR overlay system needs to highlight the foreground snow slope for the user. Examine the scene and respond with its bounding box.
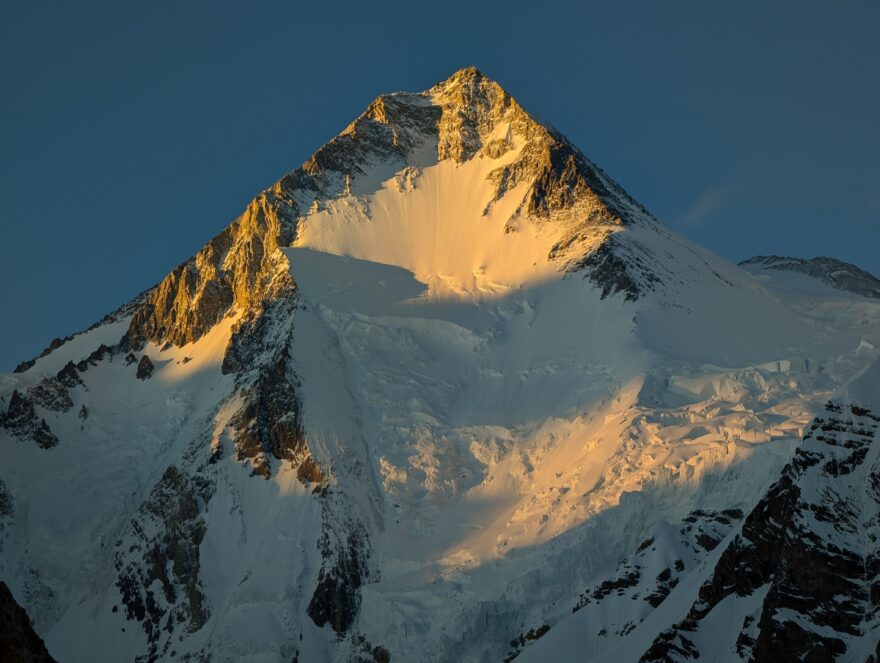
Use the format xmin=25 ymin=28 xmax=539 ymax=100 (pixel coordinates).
xmin=1 ymin=67 xmax=879 ymax=662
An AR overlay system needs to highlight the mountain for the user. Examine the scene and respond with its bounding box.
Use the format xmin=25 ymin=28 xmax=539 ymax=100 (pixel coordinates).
xmin=1 ymin=67 xmax=878 ymax=662
xmin=515 ymin=356 xmax=880 ymax=662
xmin=741 ymin=255 xmax=880 ymax=300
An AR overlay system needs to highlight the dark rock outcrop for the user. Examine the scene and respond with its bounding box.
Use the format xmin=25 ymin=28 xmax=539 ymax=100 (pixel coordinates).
xmin=0 ymin=581 xmax=56 ymax=662
xmin=220 ymin=296 xmax=297 ymax=375
xmin=114 ymin=465 xmax=212 ymax=662
xmin=221 ymin=295 xmax=325 ymax=485
xmin=74 ymin=344 xmax=114 ymax=372
xmin=12 ymin=287 xmax=153 ymax=373
xmin=499 ymin=509 xmax=744 ymax=661
xmin=741 ymin=255 xmax=880 ymax=298
xmin=228 ymin=346 xmax=308 ymax=479
xmin=0 ymin=479 xmax=12 ymax=518
xmin=350 ymin=634 xmax=392 ymax=663
xmin=135 ymin=355 xmax=154 ymax=380
xmin=572 ymin=509 xmax=740 ymax=616
xmin=25 ymin=361 xmax=88 ymax=415
xmin=54 ymin=361 xmax=83 ymax=388
xmin=296 ymin=456 xmax=326 ymax=490
xmin=308 ymin=521 xmax=368 ymax=635
xmin=504 ymin=624 xmax=551 ymax=662
xmin=27 ymin=379 xmax=73 ymax=413
xmin=0 ymin=391 xmax=58 ymax=449
xmin=574 ymin=240 xmax=642 ymax=301
xmin=641 ymin=402 xmax=880 ymax=661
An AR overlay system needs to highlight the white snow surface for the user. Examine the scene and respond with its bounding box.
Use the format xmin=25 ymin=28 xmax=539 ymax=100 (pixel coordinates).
xmin=518 ymin=360 xmax=880 ymax=663
xmin=280 ymin=148 xmax=880 ymax=660
xmin=1 ymin=72 xmax=880 ymax=662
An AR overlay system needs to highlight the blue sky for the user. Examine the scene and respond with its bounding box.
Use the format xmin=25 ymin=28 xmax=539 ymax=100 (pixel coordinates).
xmin=1 ymin=1 xmax=878 ymax=370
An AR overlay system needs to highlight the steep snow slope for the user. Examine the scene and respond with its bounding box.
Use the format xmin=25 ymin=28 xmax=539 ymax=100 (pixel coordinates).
xmin=516 ymin=357 xmax=880 ymax=663
xmin=1 ymin=67 xmax=879 ymax=662
xmin=742 ymin=255 xmax=880 ymax=299
xmin=510 ymin=508 xmax=743 ymax=661
xmin=282 ymin=117 xmax=876 ymax=660
xmin=0 ymin=318 xmax=338 ymax=661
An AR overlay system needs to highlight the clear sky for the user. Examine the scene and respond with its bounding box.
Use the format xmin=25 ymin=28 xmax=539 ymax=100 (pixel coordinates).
xmin=1 ymin=1 xmax=878 ymax=371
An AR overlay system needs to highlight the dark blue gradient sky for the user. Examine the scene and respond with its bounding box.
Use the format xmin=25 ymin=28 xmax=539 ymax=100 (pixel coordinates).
xmin=1 ymin=1 xmax=878 ymax=370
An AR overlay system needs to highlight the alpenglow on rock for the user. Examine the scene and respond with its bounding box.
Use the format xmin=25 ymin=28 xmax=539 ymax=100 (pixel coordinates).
xmin=1 ymin=67 xmax=879 ymax=662
xmin=119 ymin=66 xmax=663 ymax=361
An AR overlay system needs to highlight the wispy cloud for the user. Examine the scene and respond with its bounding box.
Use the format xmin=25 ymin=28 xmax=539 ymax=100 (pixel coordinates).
xmin=680 ymin=184 xmax=737 ymax=227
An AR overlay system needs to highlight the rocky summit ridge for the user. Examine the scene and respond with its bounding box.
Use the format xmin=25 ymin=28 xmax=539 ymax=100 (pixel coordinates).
xmin=121 ymin=67 xmax=657 ymax=359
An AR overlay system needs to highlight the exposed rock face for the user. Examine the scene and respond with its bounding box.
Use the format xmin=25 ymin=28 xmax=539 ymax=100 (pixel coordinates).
xmin=296 ymin=456 xmax=325 ymax=488
xmin=116 ymin=67 xmax=667 ymax=361
xmin=0 ymin=479 xmax=12 ymax=518
xmin=569 ymin=239 xmax=642 ymax=301
xmin=74 ymin=344 xmax=114 ymax=372
xmin=429 ymin=68 xmax=661 ymax=299
xmin=219 ymin=294 xmax=360 ymax=633
xmin=228 ymin=347 xmax=306 ymax=478
xmin=431 ymin=67 xmax=644 ymax=225
xmin=27 ymin=379 xmax=73 ymax=413
xmin=504 ymin=509 xmax=745 ymax=661
xmin=219 ymin=293 xmax=324 ymax=484
xmin=504 ymin=625 xmax=551 ymax=662
xmin=741 ymin=254 xmax=880 ymax=298
xmin=13 ymin=287 xmax=153 ymax=373
xmin=122 ymin=189 xmax=299 ymax=352
xmin=349 ymin=635 xmax=392 ymax=663
xmin=7 ymin=67 xmax=857 ymax=662
xmin=25 ymin=361 xmax=86 ymax=414
xmin=580 ymin=508 xmax=743 ymax=612
xmin=114 ymin=465 xmax=212 ymax=662
xmin=308 ymin=499 xmax=369 ymax=635
xmin=296 ymin=92 xmax=439 ymax=182
xmin=0 ymin=582 xmax=56 ymax=662
xmin=641 ymin=400 xmax=880 ymax=662
xmin=0 ymin=391 xmax=58 ymax=449
xmin=54 ymin=361 xmax=83 ymax=388
xmin=135 ymin=355 xmax=154 ymax=380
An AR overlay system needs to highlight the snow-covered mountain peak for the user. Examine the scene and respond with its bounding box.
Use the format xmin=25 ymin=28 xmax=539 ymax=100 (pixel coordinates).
xmin=117 ymin=67 xmax=669 ymax=355
xmin=4 ymin=69 xmax=880 ymax=663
